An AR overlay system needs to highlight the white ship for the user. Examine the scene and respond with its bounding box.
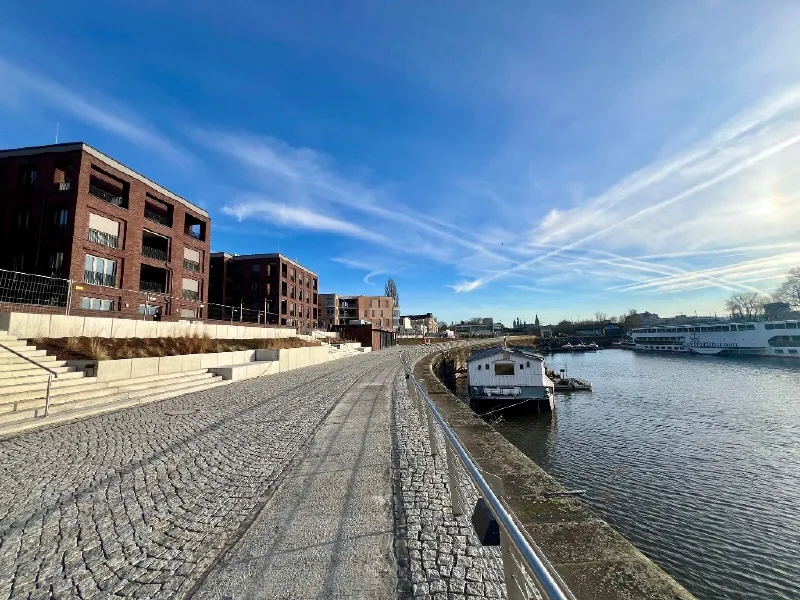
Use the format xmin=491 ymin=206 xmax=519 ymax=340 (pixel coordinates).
xmin=630 ymin=320 xmax=800 ymax=358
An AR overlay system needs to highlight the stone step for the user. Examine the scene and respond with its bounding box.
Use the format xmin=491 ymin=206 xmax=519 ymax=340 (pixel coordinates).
xmin=135 ymin=377 xmax=230 ymax=404
xmin=0 ymin=344 xmax=45 ymax=356
xmin=0 ymin=339 xmax=34 ymax=349
xmin=0 ymin=365 xmax=76 ymax=381
xmin=121 ymin=373 xmax=217 ymax=396
xmin=120 ymin=369 xmax=213 ymax=388
xmin=0 ymin=374 xmax=100 ymax=400
xmin=0 ymin=352 xmax=58 ymax=365
xmin=1 ymin=382 xmax=117 ymax=410
xmin=0 ymin=334 xmax=20 ymax=343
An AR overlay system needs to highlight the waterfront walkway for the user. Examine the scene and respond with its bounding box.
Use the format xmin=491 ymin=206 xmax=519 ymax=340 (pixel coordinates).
xmin=0 ymin=347 xmax=504 ymax=599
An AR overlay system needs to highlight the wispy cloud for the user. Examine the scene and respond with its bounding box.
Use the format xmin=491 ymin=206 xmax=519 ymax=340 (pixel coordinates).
xmin=0 ymin=56 xmax=191 ymax=165
xmin=330 ymin=257 xmax=406 ymax=285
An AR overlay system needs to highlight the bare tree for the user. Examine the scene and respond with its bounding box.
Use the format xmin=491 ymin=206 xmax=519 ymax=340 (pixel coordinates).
xmin=725 ymin=291 xmax=764 ymax=320
xmin=774 ymin=267 xmax=800 ymax=309
xmin=594 ymin=312 xmax=608 ymax=322
xmin=384 ymin=278 xmax=399 ymax=307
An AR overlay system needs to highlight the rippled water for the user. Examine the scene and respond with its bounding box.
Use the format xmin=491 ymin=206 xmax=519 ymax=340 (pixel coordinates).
xmin=492 ymin=349 xmax=800 ymax=600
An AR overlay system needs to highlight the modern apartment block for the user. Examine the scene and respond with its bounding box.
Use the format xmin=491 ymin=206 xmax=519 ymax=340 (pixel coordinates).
xmin=399 ymin=313 xmax=438 ymax=335
xmin=209 ymin=253 xmax=319 ymax=330
xmin=318 ymin=294 xmax=395 ymax=330
xmin=0 ymin=143 xmax=210 ymax=319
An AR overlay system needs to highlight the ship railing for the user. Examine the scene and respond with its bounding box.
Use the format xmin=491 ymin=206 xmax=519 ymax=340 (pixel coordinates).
xmin=401 ymin=351 xmax=575 ymax=600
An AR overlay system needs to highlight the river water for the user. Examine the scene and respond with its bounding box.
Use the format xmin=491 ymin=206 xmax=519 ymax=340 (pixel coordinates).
xmin=491 ymin=349 xmax=800 ymax=600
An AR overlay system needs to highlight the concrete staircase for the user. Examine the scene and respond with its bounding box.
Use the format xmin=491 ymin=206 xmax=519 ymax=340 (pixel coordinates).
xmin=0 ymin=332 xmax=231 ymax=436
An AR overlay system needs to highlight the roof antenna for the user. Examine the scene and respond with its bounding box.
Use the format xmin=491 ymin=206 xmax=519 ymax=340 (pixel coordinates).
xmin=55 ymin=122 xmax=59 ymax=144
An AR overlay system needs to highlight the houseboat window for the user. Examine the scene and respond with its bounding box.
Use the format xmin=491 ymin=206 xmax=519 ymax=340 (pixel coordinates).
xmin=526 ymin=361 xmax=530 ymax=367
xmin=765 ymin=324 xmax=774 ymax=330
xmin=789 ymin=349 xmax=798 ymax=354
xmin=494 ymin=363 xmax=515 ymax=376
xmin=786 ymin=322 xmax=797 ymax=329
xmin=485 ymin=364 xmax=489 ymax=369
xmin=775 ymin=323 xmax=786 ymax=329
xmin=519 ymin=364 xmax=524 ymax=370
xmin=747 ymin=324 xmax=755 ymax=330
xmin=477 ymin=365 xmax=481 ymax=370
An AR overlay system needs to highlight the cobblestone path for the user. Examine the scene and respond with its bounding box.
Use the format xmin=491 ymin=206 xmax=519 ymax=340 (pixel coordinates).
xmin=0 ymin=346 xmax=506 ymax=599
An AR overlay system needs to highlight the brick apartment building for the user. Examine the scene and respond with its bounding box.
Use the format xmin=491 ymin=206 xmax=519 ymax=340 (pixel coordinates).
xmin=0 ymin=143 xmax=210 ymax=319
xmin=318 ymin=294 xmax=395 ymax=330
xmin=209 ymin=253 xmax=319 ymax=330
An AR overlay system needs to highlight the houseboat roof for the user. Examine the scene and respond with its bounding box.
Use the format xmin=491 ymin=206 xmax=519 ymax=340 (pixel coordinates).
xmin=467 ymin=346 xmax=544 ymax=362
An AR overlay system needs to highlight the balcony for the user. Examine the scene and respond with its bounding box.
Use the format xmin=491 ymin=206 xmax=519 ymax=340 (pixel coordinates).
xmin=142 ymin=245 xmax=168 ymax=262
xmin=145 ymin=208 xmax=170 ymax=227
xmin=88 ymin=228 xmax=118 ymax=249
xmin=139 ymin=280 xmax=165 ymax=294
xmin=84 ymin=271 xmax=115 ymax=287
xmin=182 ymin=289 xmax=200 ymax=301
xmin=183 ymin=259 xmax=201 ymax=272
xmin=89 ymin=184 xmax=124 ymax=207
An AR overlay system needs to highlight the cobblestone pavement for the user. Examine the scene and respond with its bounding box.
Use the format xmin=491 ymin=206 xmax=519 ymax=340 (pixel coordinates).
xmin=391 ymin=365 xmax=507 ymax=600
xmin=0 ymin=344 xmax=508 ymax=599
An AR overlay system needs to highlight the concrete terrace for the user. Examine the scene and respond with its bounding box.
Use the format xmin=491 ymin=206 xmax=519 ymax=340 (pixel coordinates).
xmin=0 ymin=344 xmax=693 ymax=599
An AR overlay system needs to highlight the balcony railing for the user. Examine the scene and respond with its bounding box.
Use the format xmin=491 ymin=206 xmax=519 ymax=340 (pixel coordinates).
xmin=84 ymin=271 xmax=115 ymax=287
xmin=139 ymin=280 xmax=165 ymax=294
xmin=142 ymin=245 xmax=168 ymax=262
xmin=89 ymin=184 xmax=124 ymax=207
xmin=184 ymin=228 xmax=201 ymax=240
xmin=183 ymin=259 xmax=201 ymax=272
xmin=88 ymin=228 xmax=118 ymax=249
xmin=58 ymin=181 xmax=71 ymax=192
xmin=144 ymin=208 xmax=170 ymax=227
xmin=182 ymin=289 xmax=200 ymax=301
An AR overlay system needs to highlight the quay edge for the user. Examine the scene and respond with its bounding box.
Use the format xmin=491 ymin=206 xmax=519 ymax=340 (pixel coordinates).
xmin=414 ymin=349 xmax=696 ymax=600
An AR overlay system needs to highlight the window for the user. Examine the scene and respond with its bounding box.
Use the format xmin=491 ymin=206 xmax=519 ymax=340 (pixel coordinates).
xmin=252 ymin=264 xmax=260 ymax=273
xmin=139 ymin=304 xmax=158 ymax=316
xmin=49 ymin=252 xmax=64 ymax=277
xmin=519 ymin=364 xmax=525 ymax=370
xmin=485 ymin=364 xmax=489 ymax=369
xmin=251 ymin=283 xmax=258 ymax=291
xmin=53 ymin=208 xmax=68 ymax=228
xmin=775 ymin=323 xmax=786 ymax=329
xmin=786 ymin=323 xmax=797 ymax=329
xmin=738 ymin=325 xmax=747 ymax=331
xmin=16 ymin=212 xmax=29 ymax=229
xmin=372 ymin=310 xmax=376 ymax=317
xmin=494 ymin=363 xmax=515 ymax=376
xmin=80 ymin=297 xmax=114 ymax=311
xmin=527 ymin=361 xmax=531 ymax=367
xmin=789 ymin=349 xmax=798 ymax=354
xmin=363 ymin=309 xmax=368 ymax=317
xmin=478 ymin=364 xmax=481 ymax=370
xmin=775 ymin=349 xmax=784 ymax=354
xmin=765 ymin=324 xmax=774 ymax=330
xmin=84 ymin=254 xmax=116 ymax=287
xmin=747 ymin=324 xmax=755 ymax=330
xmin=266 ymin=264 xmax=271 ymax=276
xmin=19 ymin=165 xmax=37 ymax=188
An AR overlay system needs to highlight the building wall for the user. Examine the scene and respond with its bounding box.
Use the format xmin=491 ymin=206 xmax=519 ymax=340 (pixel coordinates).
xmin=0 ymin=144 xmax=210 ymax=320
xmin=468 ymin=351 xmax=547 ymax=387
xmin=209 ymin=254 xmax=319 ymax=331
xmin=318 ymin=294 xmax=394 ymax=330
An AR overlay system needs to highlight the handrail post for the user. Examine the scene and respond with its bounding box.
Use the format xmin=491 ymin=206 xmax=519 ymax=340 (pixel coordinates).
xmin=445 ymin=439 xmax=463 ymax=516
xmin=44 ymin=374 xmax=52 ymax=417
xmin=425 ymin=402 xmax=438 ymax=456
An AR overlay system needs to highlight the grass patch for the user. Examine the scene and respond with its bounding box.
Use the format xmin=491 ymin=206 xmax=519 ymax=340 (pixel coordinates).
xmin=34 ymin=334 xmax=321 ymax=361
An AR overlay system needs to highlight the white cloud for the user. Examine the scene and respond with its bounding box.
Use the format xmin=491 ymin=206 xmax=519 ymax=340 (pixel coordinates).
xmin=0 ymin=56 xmax=190 ymax=164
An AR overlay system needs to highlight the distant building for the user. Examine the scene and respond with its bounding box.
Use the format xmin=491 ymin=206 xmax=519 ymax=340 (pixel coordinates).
xmin=209 ymin=253 xmax=318 ymax=330
xmin=318 ymin=294 xmax=395 ymax=330
xmin=399 ymin=312 xmax=437 ymax=336
xmin=639 ymin=311 xmax=663 ymax=326
xmin=603 ymin=323 xmax=625 ymax=337
xmin=453 ymin=320 xmax=503 ymax=337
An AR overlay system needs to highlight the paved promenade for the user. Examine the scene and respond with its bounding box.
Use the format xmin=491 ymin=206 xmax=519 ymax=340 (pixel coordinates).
xmin=0 ymin=347 xmax=504 ymax=599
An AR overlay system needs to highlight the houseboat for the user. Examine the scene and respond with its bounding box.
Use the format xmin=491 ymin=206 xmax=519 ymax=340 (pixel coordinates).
xmin=466 ymin=346 xmax=555 ymax=414
xmin=629 ymin=320 xmax=800 ymax=358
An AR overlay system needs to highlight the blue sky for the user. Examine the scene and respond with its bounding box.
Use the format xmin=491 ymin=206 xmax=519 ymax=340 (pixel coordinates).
xmin=2 ymin=1 xmax=800 ymax=325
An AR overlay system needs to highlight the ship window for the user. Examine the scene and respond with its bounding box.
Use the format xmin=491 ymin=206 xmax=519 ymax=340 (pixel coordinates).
xmin=775 ymin=323 xmax=786 ymax=329
xmin=775 ymin=349 xmax=784 ymax=354
xmin=765 ymin=324 xmax=774 ymax=330
xmin=747 ymin=324 xmax=755 ymax=330
xmin=494 ymin=363 xmax=515 ymax=376
xmin=789 ymin=350 xmax=798 ymax=354
xmin=786 ymin=322 xmax=797 ymax=329
xmin=738 ymin=325 xmax=747 ymax=331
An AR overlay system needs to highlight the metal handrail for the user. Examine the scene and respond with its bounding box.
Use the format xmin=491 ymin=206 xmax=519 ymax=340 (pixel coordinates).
xmin=0 ymin=342 xmax=58 ymax=417
xmin=401 ymin=351 xmax=574 ymax=600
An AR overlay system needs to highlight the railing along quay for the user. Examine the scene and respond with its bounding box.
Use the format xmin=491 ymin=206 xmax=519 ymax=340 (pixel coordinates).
xmin=401 ymin=350 xmax=575 ymax=600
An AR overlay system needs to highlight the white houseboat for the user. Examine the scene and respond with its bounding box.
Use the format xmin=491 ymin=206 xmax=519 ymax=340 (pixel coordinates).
xmin=629 ymin=320 xmax=800 ymax=358
xmin=466 ymin=346 xmax=555 ymax=414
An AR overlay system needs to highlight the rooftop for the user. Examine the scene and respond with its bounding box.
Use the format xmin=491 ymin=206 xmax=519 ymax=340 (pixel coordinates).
xmin=0 ymin=142 xmax=208 ymax=217
xmin=211 ymin=252 xmax=317 ymax=276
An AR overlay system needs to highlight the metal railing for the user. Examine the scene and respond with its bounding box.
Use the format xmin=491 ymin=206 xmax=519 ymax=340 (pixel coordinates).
xmin=0 ymin=342 xmax=59 ymax=417
xmin=139 ymin=280 xmax=165 ymax=294
xmin=142 ymin=245 xmax=168 ymax=261
xmin=88 ymin=228 xmax=118 ymax=249
xmin=89 ymin=184 xmax=124 ymax=207
xmin=0 ymin=269 xmax=72 ymax=313
xmin=144 ymin=208 xmax=170 ymax=227
xmin=83 ymin=270 xmax=115 ymax=287
xmin=401 ymin=352 xmax=575 ymax=600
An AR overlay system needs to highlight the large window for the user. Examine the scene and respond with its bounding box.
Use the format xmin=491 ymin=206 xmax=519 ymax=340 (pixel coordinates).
xmin=494 ymin=363 xmax=515 ymax=376
xmin=84 ymin=254 xmax=116 ymax=287
xmin=80 ymin=297 xmax=114 ymax=311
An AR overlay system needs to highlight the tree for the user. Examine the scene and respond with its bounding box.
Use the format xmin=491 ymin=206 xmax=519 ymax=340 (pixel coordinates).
xmin=624 ymin=310 xmax=643 ymax=329
xmin=774 ymin=267 xmax=800 ymax=309
xmin=385 ymin=278 xmax=399 ymax=307
xmin=594 ymin=312 xmax=608 ymax=323
xmin=725 ymin=291 xmax=764 ymax=320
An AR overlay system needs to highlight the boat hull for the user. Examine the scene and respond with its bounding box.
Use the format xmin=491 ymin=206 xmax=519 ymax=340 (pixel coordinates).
xmin=468 ymin=385 xmax=554 ymax=414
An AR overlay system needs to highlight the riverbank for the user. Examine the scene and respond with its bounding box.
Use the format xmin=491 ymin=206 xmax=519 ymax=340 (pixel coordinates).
xmin=415 ymin=349 xmax=694 ymax=600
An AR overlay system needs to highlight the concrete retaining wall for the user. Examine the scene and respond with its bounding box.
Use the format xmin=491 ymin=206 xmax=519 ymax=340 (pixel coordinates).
xmin=255 ymin=346 xmax=330 ymax=373
xmin=0 ymin=312 xmax=298 ymax=340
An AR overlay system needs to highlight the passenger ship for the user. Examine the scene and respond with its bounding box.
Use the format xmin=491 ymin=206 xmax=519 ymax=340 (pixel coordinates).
xmin=630 ymin=320 xmax=800 ymax=358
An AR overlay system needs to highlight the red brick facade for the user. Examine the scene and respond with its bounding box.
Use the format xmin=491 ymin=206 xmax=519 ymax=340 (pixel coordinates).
xmin=209 ymin=253 xmax=319 ymax=330
xmin=0 ymin=143 xmax=210 ymax=320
